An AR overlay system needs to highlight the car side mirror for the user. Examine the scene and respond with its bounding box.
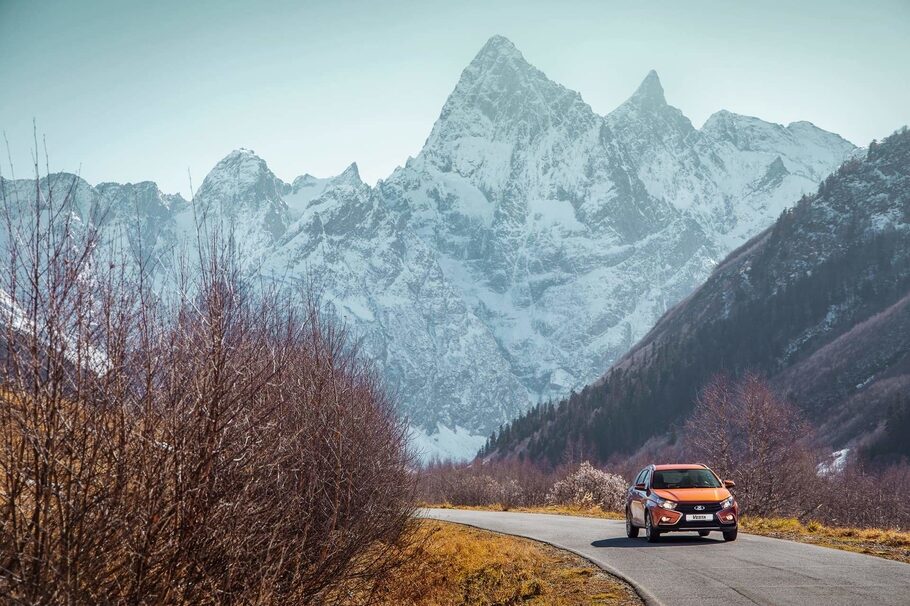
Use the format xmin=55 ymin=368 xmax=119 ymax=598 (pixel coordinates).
xmin=723 ymin=479 xmax=736 ymax=488
xmin=634 ymin=482 xmax=646 ymax=490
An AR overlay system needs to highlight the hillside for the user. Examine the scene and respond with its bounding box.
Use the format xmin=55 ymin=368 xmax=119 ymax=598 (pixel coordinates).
xmin=484 ymin=128 xmax=910 ymax=464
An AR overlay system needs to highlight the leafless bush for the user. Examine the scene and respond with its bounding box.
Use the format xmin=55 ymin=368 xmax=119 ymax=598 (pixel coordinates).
xmin=816 ymin=462 xmax=910 ymax=530
xmin=545 ymin=461 xmax=626 ymax=511
xmin=683 ymin=374 xmax=821 ymax=517
xmin=418 ymin=459 xmax=555 ymax=508
xmin=419 ymin=458 xmax=629 ymax=512
xmin=449 ymin=474 xmax=510 ymax=506
xmin=425 ymin=468 xmax=522 ymax=508
xmin=0 ymin=165 xmax=414 ymax=604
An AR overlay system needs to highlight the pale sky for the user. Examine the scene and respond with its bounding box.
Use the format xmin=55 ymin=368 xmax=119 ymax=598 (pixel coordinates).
xmin=1 ymin=0 xmax=908 ymax=197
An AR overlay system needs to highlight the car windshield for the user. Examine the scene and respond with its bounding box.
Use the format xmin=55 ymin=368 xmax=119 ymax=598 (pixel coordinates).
xmin=651 ymin=469 xmax=721 ymax=489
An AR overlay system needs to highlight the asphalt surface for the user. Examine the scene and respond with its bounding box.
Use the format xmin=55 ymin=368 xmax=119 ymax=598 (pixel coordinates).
xmin=423 ymin=508 xmax=910 ymax=606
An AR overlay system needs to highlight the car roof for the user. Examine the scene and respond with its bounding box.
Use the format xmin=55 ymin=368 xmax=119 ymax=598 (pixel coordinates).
xmin=652 ymin=464 xmax=707 ymax=471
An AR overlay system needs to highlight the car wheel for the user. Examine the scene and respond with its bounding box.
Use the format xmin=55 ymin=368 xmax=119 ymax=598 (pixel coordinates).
xmin=698 ymin=530 xmax=711 ymax=537
xmin=645 ymin=510 xmax=660 ymax=542
xmin=626 ymin=508 xmax=639 ymax=538
xmin=723 ymin=529 xmax=738 ymax=542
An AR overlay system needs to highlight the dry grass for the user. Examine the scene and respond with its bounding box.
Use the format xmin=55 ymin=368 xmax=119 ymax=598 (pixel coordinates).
xmin=740 ymin=517 xmax=910 ymax=563
xmin=426 ymin=504 xmax=910 ymax=564
xmin=365 ymin=520 xmax=641 ymax=605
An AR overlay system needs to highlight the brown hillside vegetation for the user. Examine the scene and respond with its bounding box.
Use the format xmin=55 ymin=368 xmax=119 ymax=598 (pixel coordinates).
xmin=773 ymin=291 xmax=910 ymax=447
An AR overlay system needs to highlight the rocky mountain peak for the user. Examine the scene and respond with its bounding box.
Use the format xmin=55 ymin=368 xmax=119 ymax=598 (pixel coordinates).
xmin=192 ymin=148 xmax=289 ymax=246
xmin=423 ymin=36 xmax=593 ymax=166
xmin=445 ymin=34 xmax=561 ymax=110
xmin=209 ymin=148 xmax=269 ymax=178
xmin=606 ymin=69 xmax=694 ymax=153
xmin=473 ymin=35 xmax=523 ymax=63
xmin=700 ymin=109 xmax=769 ymax=141
xmin=96 ymin=180 xmax=188 ymax=218
xmin=628 ymin=69 xmax=666 ymax=108
xmin=197 ymin=148 xmax=279 ymax=201
xmin=291 ymin=173 xmax=318 ymax=188
xmin=335 ymin=162 xmax=363 ymax=187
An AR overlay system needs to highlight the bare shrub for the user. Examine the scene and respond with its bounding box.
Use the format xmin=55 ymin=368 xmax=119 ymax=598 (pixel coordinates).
xmin=447 ymin=474 xmax=509 ymax=506
xmin=684 ymin=374 xmax=820 ymax=517
xmin=817 ymin=462 xmax=910 ymax=530
xmin=0 ymin=166 xmax=414 ymax=604
xmin=429 ymin=468 xmax=525 ymax=508
xmin=545 ymin=461 xmax=626 ymax=511
xmin=418 ymin=459 xmax=556 ymax=508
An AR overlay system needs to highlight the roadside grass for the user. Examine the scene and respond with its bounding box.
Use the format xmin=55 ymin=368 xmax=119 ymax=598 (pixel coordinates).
xmin=424 ymin=504 xmax=910 ymax=564
xmin=364 ymin=520 xmax=641 ymax=605
xmin=740 ymin=517 xmax=910 ymax=564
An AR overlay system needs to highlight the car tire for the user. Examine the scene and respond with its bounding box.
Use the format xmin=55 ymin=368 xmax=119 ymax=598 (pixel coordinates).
xmin=645 ymin=510 xmax=661 ymax=542
xmin=626 ymin=509 xmax=640 ymax=538
xmin=723 ymin=529 xmax=738 ymax=542
xmin=698 ymin=530 xmax=711 ymax=537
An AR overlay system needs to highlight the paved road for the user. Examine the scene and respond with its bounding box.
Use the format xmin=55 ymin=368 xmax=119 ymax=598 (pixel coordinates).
xmin=423 ymin=508 xmax=910 ymax=606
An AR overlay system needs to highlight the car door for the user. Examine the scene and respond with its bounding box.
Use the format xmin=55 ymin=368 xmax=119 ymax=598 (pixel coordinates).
xmin=627 ymin=469 xmax=642 ymax=520
xmin=630 ymin=469 xmax=649 ymax=525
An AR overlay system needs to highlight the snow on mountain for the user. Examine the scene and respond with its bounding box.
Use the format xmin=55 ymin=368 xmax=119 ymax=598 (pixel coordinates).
xmin=483 ymin=128 xmax=910 ymax=464
xmin=379 ymin=35 xmax=857 ymax=439
xmin=0 ymin=36 xmax=859 ymax=460
xmin=95 ymin=180 xmax=189 ymax=269
xmin=184 ymin=148 xmax=291 ymax=263
xmin=261 ymin=156 xmax=527 ymax=455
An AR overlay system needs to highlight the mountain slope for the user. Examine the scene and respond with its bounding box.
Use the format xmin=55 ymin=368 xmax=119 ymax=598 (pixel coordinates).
xmin=260 ymin=157 xmax=527 ymax=456
xmin=1 ymin=156 xmax=527 ymax=460
xmin=380 ymin=36 xmax=855 ymax=421
xmin=484 ymin=128 xmax=910 ymax=464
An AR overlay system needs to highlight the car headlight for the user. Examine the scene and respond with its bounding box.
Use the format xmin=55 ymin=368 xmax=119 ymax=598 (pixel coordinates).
xmin=721 ymin=496 xmax=735 ymax=509
xmin=657 ymin=498 xmax=677 ymax=510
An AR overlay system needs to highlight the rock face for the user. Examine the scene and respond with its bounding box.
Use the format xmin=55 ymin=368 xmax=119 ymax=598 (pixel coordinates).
xmin=0 ymin=36 xmax=857 ymax=460
xmin=260 ymin=158 xmax=527 ymax=459
xmin=484 ymin=128 xmax=910 ymax=464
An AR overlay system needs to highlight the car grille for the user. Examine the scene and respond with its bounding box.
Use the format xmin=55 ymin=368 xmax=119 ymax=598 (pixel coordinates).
xmin=676 ymin=502 xmax=723 ymax=514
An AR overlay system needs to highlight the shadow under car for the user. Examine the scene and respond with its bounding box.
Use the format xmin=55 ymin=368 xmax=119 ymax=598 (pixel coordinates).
xmin=591 ymin=535 xmax=725 ymax=548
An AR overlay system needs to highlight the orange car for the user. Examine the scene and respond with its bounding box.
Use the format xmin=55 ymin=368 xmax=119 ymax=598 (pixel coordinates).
xmin=625 ymin=464 xmax=739 ymax=542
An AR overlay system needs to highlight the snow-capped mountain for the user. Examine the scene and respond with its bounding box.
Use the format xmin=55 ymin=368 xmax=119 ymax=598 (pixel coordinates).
xmin=484 ymin=127 xmax=910 ymax=464
xmin=1 ymin=36 xmax=858 ymax=460
xmin=260 ymin=157 xmax=527 ymax=457
xmin=379 ymin=36 xmax=856 ymax=430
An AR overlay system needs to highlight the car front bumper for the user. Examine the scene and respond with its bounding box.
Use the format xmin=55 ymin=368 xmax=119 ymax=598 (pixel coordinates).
xmin=651 ymin=505 xmax=738 ymax=531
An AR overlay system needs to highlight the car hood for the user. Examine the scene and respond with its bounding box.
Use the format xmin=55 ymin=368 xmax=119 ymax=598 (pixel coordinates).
xmin=652 ymin=487 xmax=730 ymax=503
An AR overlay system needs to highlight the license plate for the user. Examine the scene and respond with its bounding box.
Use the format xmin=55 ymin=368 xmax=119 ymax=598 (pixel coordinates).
xmin=686 ymin=514 xmax=713 ymax=521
